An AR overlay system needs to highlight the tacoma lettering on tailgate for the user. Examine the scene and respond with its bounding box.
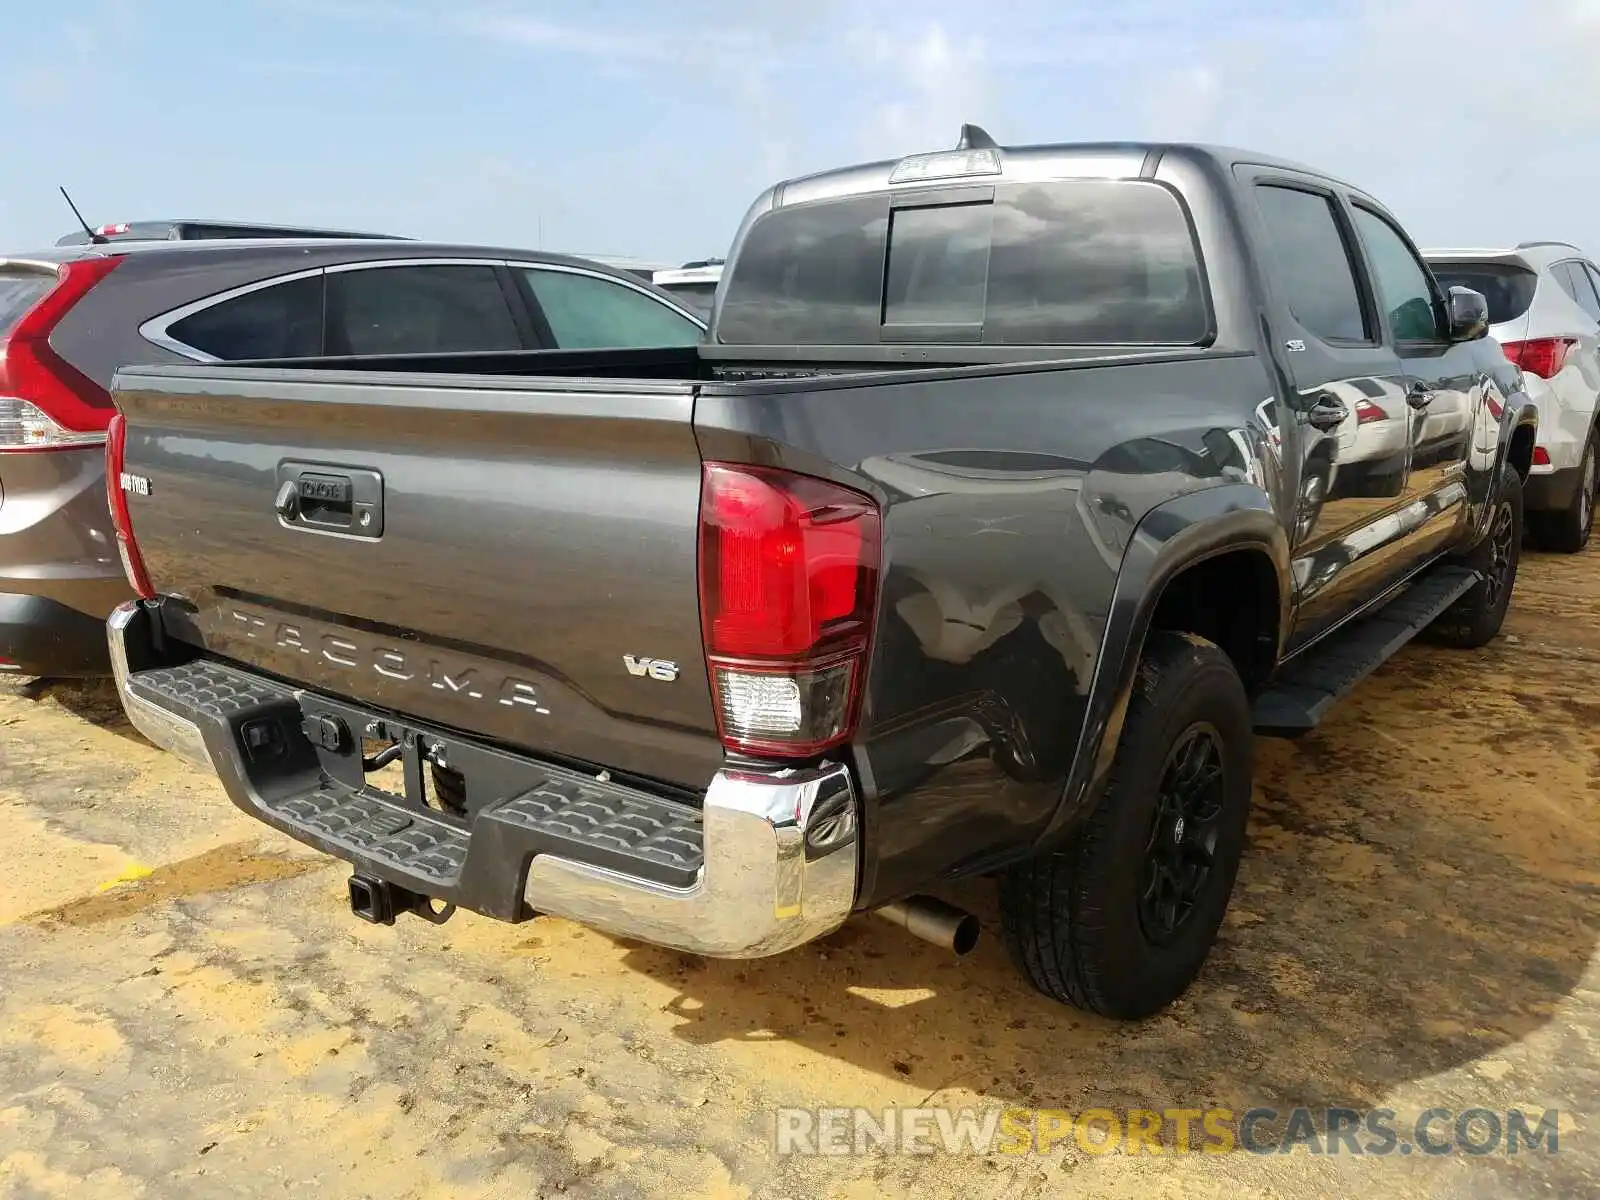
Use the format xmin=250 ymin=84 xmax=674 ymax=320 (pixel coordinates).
xmin=220 ymin=606 xmax=552 ymax=714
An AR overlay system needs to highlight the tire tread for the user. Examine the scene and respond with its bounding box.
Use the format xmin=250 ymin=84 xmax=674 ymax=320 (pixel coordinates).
xmin=999 ymin=631 xmax=1251 ymax=1019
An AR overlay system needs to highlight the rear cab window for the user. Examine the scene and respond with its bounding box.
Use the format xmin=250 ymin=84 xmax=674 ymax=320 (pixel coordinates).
xmin=1425 ymin=262 xmax=1538 ymax=326
xmin=716 ymin=179 xmax=1210 ymax=347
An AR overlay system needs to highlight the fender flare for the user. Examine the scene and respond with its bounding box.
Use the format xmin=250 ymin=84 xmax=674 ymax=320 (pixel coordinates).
xmin=1475 ymin=397 xmax=1540 ymax=543
xmin=1029 ymin=482 xmax=1291 ymax=852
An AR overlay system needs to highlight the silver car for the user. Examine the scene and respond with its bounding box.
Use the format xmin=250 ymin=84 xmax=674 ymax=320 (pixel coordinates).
xmin=652 ymin=261 xmax=724 ymax=319
xmin=1426 ymin=241 xmax=1600 ymax=551
xmin=0 ymin=237 xmax=706 ymax=677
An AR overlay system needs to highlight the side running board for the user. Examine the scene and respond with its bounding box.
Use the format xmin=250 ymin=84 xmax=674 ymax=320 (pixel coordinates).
xmin=1252 ymin=565 xmax=1481 ymax=738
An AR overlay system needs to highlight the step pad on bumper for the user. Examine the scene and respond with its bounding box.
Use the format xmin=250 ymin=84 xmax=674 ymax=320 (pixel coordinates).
xmin=125 ymin=656 xmax=704 ymax=913
xmin=277 ymin=787 xmax=469 ymax=885
xmin=133 ymin=659 xmax=296 ymax=717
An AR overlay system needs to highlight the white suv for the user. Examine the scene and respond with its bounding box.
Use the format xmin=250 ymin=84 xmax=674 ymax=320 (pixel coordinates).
xmin=1426 ymin=242 xmax=1600 ymax=552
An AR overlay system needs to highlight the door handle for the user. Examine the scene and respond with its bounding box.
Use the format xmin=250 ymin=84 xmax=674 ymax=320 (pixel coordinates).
xmin=1306 ymin=393 xmax=1349 ymax=433
xmin=1406 ymin=382 xmax=1435 ymax=409
xmin=275 ymin=462 xmax=384 ymax=538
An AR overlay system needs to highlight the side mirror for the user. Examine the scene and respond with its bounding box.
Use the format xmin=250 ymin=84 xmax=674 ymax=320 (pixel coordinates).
xmin=1445 ymin=285 xmax=1490 ymax=342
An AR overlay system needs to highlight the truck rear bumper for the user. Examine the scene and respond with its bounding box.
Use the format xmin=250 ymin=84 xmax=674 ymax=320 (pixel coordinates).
xmin=108 ymin=600 xmax=860 ymax=958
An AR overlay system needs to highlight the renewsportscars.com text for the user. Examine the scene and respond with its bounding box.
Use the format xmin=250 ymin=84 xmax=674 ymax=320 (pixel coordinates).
xmin=775 ymin=1106 xmax=1563 ymax=1157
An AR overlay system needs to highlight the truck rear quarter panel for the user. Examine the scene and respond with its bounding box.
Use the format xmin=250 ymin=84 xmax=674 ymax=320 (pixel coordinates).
xmin=695 ymin=350 xmax=1290 ymax=906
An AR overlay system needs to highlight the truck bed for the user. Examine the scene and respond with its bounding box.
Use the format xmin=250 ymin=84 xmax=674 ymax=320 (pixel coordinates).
xmin=112 ymin=341 xmax=1273 ymax=898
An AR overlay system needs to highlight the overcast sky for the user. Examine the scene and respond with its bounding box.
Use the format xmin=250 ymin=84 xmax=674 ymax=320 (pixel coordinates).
xmin=6 ymin=0 xmax=1600 ymax=263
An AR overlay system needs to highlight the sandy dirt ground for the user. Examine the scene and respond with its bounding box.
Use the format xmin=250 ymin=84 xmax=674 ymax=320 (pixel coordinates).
xmin=0 ymin=548 xmax=1596 ymax=1199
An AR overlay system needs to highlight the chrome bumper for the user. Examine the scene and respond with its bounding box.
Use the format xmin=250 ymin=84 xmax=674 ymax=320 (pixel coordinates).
xmin=107 ymin=600 xmax=860 ymax=958
xmin=109 ymin=603 xmax=212 ymax=770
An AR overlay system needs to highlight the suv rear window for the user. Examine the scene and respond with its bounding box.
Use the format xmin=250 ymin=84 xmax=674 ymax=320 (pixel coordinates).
xmin=1426 ymin=262 xmax=1538 ymax=325
xmin=0 ymin=273 xmax=52 ymax=334
xmin=717 ymin=180 xmax=1208 ymax=346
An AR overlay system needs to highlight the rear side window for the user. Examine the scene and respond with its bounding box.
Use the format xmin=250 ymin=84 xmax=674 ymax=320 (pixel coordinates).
xmin=167 ymin=275 xmax=325 ymax=359
xmin=1553 ymin=262 xmax=1600 ymax=323
xmin=326 ymin=265 xmax=522 ymax=356
xmin=520 ymin=269 xmax=703 ymax=349
xmin=717 ymin=180 xmax=1208 ymax=346
xmin=0 ymin=273 xmax=52 ymax=334
xmin=1253 ymin=185 xmax=1369 ymax=343
xmin=1426 ymin=263 xmax=1537 ymax=325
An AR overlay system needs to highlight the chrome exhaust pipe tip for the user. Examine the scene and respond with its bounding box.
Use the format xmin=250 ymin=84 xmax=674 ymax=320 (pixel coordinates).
xmin=873 ymin=896 xmax=980 ymax=955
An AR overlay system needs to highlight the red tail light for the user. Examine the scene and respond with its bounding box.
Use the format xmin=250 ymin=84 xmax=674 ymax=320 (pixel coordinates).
xmin=0 ymin=255 xmax=125 ymax=451
xmin=1533 ymin=446 xmax=1552 ymax=467
xmin=698 ymin=463 xmax=881 ymax=758
xmin=104 ymin=413 xmax=154 ymax=599
xmin=1354 ymin=399 xmax=1388 ymax=425
xmin=1500 ymin=336 xmax=1576 ymax=379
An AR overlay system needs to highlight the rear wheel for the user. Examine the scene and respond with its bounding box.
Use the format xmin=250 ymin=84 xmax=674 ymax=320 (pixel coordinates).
xmin=998 ymin=631 xmax=1254 ymax=1020
xmin=1424 ymin=465 xmax=1523 ymax=649
xmin=1527 ymin=430 xmax=1596 ymax=554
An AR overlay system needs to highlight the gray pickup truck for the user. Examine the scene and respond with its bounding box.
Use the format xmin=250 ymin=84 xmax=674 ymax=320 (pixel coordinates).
xmin=104 ymin=129 xmax=1536 ymax=1020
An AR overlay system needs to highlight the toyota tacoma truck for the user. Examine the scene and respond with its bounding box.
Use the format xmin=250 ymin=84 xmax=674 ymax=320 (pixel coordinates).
xmin=103 ymin=129 xmax=1536 ymax=1020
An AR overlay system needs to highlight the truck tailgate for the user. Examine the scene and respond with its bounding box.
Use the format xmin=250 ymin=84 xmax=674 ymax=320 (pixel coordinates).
xmin=112 ymin=366 xmax=723 ymax=791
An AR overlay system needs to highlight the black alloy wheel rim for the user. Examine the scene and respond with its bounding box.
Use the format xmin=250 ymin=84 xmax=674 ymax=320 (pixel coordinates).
xmin=1139 ymin=723 xmax=1226 ymax=946
xmin=1483 ymin=500 xmax=1515 ymax=608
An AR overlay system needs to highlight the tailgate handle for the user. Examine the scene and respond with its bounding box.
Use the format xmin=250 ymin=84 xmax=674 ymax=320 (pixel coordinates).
xmin=275 ymin=462 xmax=384 ymax=539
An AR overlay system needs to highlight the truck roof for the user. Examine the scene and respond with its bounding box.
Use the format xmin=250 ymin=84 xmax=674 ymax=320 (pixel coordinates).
xmin=765 ymin=130 xmax=1351 ymax=210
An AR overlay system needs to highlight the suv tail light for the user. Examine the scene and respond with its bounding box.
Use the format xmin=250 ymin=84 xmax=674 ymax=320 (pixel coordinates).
xmin=698 ymin=463 xmax=881 ymax=758
xmin=104 ymin=412 xmax=154 ymax=598
xmin=1500 ymin=336 xmax=1576 ymax=379
xmin=0 ymin=256 xmax=125 ymax=451
xmin=1354 ymin=398 xmax=1388 ymax=425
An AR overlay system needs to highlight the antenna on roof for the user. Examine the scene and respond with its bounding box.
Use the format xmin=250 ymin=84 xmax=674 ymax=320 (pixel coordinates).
xmin=956 ymin=124 xmax=998 ymax=151
xmin=58 ymin=187 xmax=108 ymax=245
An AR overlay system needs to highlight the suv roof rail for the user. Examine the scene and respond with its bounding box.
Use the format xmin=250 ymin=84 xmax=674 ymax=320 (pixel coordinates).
xmin=1514 ymin=239 xmax=1582 ymax=253
xmin=55 ymin=219 xmax=405 ymax=246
